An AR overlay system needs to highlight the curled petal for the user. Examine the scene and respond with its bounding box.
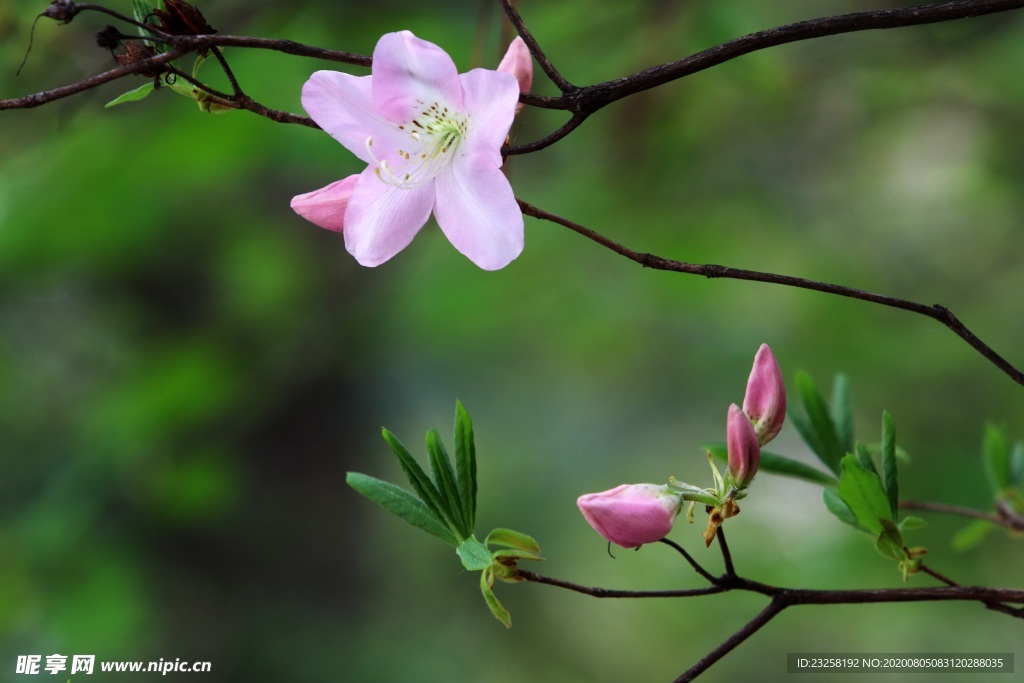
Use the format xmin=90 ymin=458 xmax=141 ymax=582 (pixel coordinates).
xmin=727 ymin=403 xmax=761 ymax=487
xmin=577 ymin=484 xmax=682 ymax=549
xmin=290 ymin=175 xmax=358 ymax=233
xmin=742 ymin=344 xmax=787 ymax=446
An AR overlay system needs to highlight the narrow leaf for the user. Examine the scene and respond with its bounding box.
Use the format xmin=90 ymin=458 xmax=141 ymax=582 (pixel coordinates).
xmin=346 ymin=472 xmax=457 ymax=545
xmin=382 ymin=428 xmax=456 ymax=533
xmin=831 ymin=373 xmax=854 ymax=455
xmin=706 ymin=444 xmax=837 ymax=486
xmin=480 ymin=570 xmax=511 ymax=628
xmin=454 ymin=400 xmax=477 ymax=532
xmin=427 ymin=429 xmax=468 ymax=538
xmin=898 ymin=516 xmax=926 ymax=532
xmin=952 ymin=519 xmax=996 ymax=552
xmin=838 ymin=453 xmax=893 ymax=535
xmin=486 ymin=528 xmax=541 ymax=554
xmin=457 ymin=536 xmax=493 ymax=571
xmin=1011 ymin=442 xmax=1024 ymax=487
xmin=881 ymin=411 xmax=898 ymax=519
xmin=795 ymin=371 xmax=843 ymax=474
xmin=823 ymin=487 xmax=862 ymax=530
xmin=983 ymin=423 xmax=1011 ymax=496
xmin=105 ymin=82 xmax=155 ymax=108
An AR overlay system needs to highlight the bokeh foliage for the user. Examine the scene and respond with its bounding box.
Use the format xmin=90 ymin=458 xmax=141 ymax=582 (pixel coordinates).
xmin=1 ymin=0 xmax=1022 ymax=681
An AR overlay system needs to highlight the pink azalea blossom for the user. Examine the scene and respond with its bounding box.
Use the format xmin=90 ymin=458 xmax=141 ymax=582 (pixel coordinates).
xmin=742 ymin=343 xmax=786 ymax=446
xmin=291 ymin=31 xmax=533 ymax=270
xmin=577 ymin=483 xmax=683 ymax=549
xmin=727 ymin=403 xmax=761 ymax=487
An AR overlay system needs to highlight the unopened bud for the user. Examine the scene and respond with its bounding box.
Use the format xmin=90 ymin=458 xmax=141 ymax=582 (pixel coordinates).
xmin=577 ymin=483 xmax=682 ymax=549
xmin=742 ymin=343 xmax=786 ymax=446
xmin=727 ymin=403 xmax=760 ymax=487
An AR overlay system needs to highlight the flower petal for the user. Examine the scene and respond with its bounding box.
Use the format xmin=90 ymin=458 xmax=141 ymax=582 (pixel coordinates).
xmin=301 ymin=71 xmax=406 ymax=164
xmin=497 ymin=36 xmax=533 ymax=98
xmin=434 ymin=152 xmax=523 ymax=270
xmin=459 ymin=68 xmax=520 ymax=168
xmin=342 ymin=165 xmax=435 ymax=266
xmin=372 ymin=31 xmax=464 ymax=123
xmin=290 ymin=175 xmax=358 ymax=233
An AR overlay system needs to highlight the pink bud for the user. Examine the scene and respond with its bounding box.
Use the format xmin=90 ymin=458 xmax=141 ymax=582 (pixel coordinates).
xmin=577 ymin=484 xmax=682 ymax=549
xmin=497 ymin=37 xmax=533 ymax=113
xmin=727 ymin=403 xmax=761 ymax=487
xmin=742 ymin=343 xmax=786 ymax=446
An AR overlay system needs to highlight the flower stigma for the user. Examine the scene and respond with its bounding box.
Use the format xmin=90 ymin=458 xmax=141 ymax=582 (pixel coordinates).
xmin=366 ymin=101 xmax=468 ymax=189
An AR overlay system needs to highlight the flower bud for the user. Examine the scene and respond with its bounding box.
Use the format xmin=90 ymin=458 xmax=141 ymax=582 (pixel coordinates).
xmin=742 ymin=343 xmax=786 ymax=446
xmin=727 ymin=403 xmax=761 ymax=487
xmin=497 ymin=37 xmax=533 ymax=113
xmin=577 ymin=484 xmax=683 ymax=549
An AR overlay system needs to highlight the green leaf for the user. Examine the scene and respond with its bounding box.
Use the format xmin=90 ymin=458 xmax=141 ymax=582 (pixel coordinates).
xmin=382 ymin=428 xmax=457 ymax=535
xmin=854 ymin=442 xmax=876 ymax=476
xmin=456 ymin=536 xmax=493 ymax=571
xmin=823 ymin=487 xmax=862 ymax=530
xmin=952 ymin=519 xmax=997 ymax=552
xmin=105 ymin=82 xmax=156 ymax=108
xmin=486 ymin=528 xmax=541 ymax=554
xmin=492 ymin=548 xmax=544 ymax=563
xmin=706 ymin=444 xmax=837 ymax=486
xmin=480 ymin=570 xmax=511 ymax=628
xmin=132 ymin=0 xmax=157 ymax=29
xmin=831 ymin=373 xmax=854 ymax=455
xmin=793 ymin=371 xmax=843 ymax=475
xmin=875 ymin=518 xmax=905 ymax=561
xmin=346 ymin=472 xmax=457 ymax=546
xmin=881 ymin=411 xmax=898 ymax=520
xmin=667 ymin=478 xmax=718 ymax=507
xmin=837 ymin=453 xmax=893 ymax=535
xmin=983 ymin=423 xmax=1011 ymax=496
xmin=426 ymin=429 xmax=468 ymax=538
xmin=1011 ymin=442 xmax=1024 ymax=487
xmin=898 ymin=516 xmax=926 ymax=532
xmin=454 ymin=400 xmax=477 ymax=532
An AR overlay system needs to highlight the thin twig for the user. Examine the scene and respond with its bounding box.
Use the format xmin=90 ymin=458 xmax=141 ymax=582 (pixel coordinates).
xmin=516 ymin=570 xmax=725 ymax=599
xmin=658 ymin=538 xmax=718 ymax=584
xmin=715 ymin=526 xmax=736 ymax=578
xmin=497 ymin=0 xmax=574 ymax=93
xmin=517 ymin=199 xmax=1024 ymax=388
xmin=901 ymin=499 xmax=1024 ymax=531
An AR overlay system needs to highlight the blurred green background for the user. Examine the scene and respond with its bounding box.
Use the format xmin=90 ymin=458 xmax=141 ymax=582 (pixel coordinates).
xmin=1 ymin=0 xmax=1022 ymax=681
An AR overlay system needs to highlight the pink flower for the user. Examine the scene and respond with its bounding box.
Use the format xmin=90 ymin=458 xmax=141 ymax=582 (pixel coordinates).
xmin=727 ymin=403 xmax=761 ymax=487
xmin=742 ymin=343 xmax=786 ymax=446
xmin=577 ymin=484 xmax=683 ymax=549
xmin=291 ymin=31 xmax=532 ymax=270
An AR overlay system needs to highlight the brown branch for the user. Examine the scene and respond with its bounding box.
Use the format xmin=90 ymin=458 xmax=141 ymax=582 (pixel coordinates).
xmin=517 ymin=199 xmax=1024 ymax=388
xmin=519 ymin=565 xmax=1024 ymax=681
xmin=1 ymin=48 xmax=187 ymax=110
xmin=503 ymin=0 xmax=1024 ymax=154
xmin=675 ymin=599 xmax=785 ymax=683
xmin=497 ymin=0 xmax=574 ymax=93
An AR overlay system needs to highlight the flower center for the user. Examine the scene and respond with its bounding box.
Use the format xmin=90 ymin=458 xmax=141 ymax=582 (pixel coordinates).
xmin=366 ymin=102 xmax=467 ymax=190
